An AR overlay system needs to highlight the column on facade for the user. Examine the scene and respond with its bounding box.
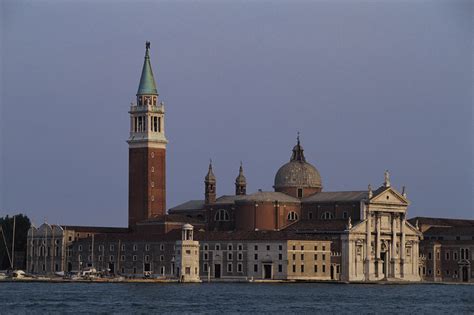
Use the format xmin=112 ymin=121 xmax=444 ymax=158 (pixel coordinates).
xmin=391 ymin=214 xmax=398 ymax=277
xmin=400 ymin=214 xmax=406 ymax=277
xmin=375 ymin=213 xmax=381 ymax=278
xmin=365 ymin=209 xmax=372 ymax=279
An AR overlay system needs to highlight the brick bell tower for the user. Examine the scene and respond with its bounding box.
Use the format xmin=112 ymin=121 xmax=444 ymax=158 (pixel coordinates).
xmin=128 ymin=41 xmax=168 ymax=228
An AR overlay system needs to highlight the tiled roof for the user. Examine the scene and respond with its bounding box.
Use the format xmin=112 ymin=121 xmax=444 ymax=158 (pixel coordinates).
xmin=169 ymin=200 xmax=205 ymax=212
xmin=283 ymin=219 xmax=349 ymax=232
xmin=215 ymin=195 xmax=248 ymax=204
xmin=138 ymin=214 xmax=205 ymax=224
xmin=61 ymin=225 xmax=129 ymax=233
xmin=234 ymin=191 xmax=300 ymax=203
xmin=423 ymin=226 xmax=474 ymax=236
xmin=302 ymin=191 xmax=368 ymax=203
xmin=408 ymin=217 xmax=474 ymax=228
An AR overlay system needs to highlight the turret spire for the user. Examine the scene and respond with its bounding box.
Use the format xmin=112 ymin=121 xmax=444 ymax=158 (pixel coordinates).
xmin=290 ymin=132 xmax=306 ymax=162
xmin=137 ymin=41 xmax=158 ymax=95
xmin=235 ymin=161 xmax=247 ymax=195
xmin=205 ymin=159 xmax=216 ymax=204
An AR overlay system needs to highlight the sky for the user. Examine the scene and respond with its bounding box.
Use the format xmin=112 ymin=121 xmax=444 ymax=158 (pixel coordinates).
xmin=1 ymin=0 xmax=472 ymax=227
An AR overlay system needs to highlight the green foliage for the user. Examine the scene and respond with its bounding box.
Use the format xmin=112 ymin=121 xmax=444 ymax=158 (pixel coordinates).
xmin=0 ymin=214 xmax=31 ymax=270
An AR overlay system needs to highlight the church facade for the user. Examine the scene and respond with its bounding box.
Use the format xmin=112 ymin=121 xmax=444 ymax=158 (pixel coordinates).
xmin=28 ymin=41 xmax=472 ymax=283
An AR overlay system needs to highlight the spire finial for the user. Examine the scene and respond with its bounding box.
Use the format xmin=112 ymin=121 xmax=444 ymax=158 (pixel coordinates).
xmin=137 ymin=41 xmax=158 ymax=95
xmin=297 ymin=131 xmax=300 ymax=144
xmin=384 ymin=170 xmax=391 ymax=187
xmin=291 ymin=132 xmax=306 ymax=162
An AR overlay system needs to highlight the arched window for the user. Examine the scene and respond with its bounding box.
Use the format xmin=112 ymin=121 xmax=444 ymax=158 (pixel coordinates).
xmin=287 ymin=211 xmax=298 ymax=221
xmin=215 ymin=209 xmax=230 ymax=222
xmin=321 ymin=212 xmax=334 ymax=220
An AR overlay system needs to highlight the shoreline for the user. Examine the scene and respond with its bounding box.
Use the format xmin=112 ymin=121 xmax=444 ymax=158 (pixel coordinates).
xmin=1 ymin=278 xmax=472 ymax=285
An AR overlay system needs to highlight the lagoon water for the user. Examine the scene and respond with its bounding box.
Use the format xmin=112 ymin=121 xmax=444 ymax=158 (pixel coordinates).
xmin=1 ymin=282 xmax=473 ymax=314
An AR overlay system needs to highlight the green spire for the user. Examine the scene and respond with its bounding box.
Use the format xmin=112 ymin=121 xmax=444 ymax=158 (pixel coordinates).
xmin=137 ymin=41 xmax=158 ymax=95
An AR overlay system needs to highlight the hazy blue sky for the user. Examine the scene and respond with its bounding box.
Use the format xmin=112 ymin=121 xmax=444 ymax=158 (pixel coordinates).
xmin=1 ymin=0 xmax=472 ymax=227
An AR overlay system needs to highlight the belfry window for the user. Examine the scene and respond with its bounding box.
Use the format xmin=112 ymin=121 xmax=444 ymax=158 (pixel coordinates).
xmin=215 ymin=209 xmax=230 ymax=222
xmin=158 ymin=117 xmax=161 ymax=132
xmin=153 ymin=117 xmax=158 ymax=132
xmin=287 ymin=211 xmax=298 ymax=221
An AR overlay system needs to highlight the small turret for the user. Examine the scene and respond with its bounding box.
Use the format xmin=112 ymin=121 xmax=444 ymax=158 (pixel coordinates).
xmin=204 ymin=160 xmax=216 ymax=204
xmin=235 ymin=162 xmax=247 ymax=195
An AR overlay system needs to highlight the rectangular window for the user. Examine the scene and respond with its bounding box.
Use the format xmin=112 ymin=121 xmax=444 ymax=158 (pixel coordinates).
xmin=121 ymin=244 xmax=126 ymax=251
xmin=314 ymin=246 xmax=318 ymax=251
xmin=215 ymin=244 xmax=221 ymax=251
xmin=78 ymin=245 xmax=83 ymax=252
xmin=301 ymin=254 xmax=304 ymax=260
xmin=322 ymin=265 xmax=326 ymax=273
xmin=238 ymin=244 xmax=243 ymax=251
xmin=121 ymin=255 xmax=125 ymax=261
xmin=301 ymin=265 xmax=304 ymax=273
xmin=278 ymin=245 xmax=283 ymax=251
xmin=227 ymin=244 xmax=233 ymax=251
xmin=297 ymin=188 xmax=303 ymax=198
xmin=292 ymin=245 xmax=296 ymax=250
xmin=145 ymin=255 xmax=150 ymax=262
xmin=160 ymin=244 xmax=165 ymax=251
xmin=98 ymin=255 xmax=103 ymax=261
xmin=453 ymin=251 xmax=458 ymax=260
xmin=278 ymin=264 xmax=283 ymax=272
xmin=238 ymin=263 xmax=243 ymax=273
xmin=336 ymin=265 xmax=340 ymax=273
xmin=254 ymin=245 xmax=258 ymax=250
xmin=314 ymin=254 xmax=318 ymax=260
xmin=292 ymin=254 xmax=296 ymax=260
xmin=186 ymin=250 xmax=191 ymax=255
xmin=278 ymin=253 xmax=282 ymax=260
xmin=133 ymin=267 xmax=137 ymax=274
xmin=110 ymin=245 xmax=114 ymax=251
xmin=145 ymin=244 xmax=150 ymax=251
xmin=322 ymin=246 xmax=326 ymax=251
xmin=133 ymin=255 xmax=137 ymax=261
xmin=428 ymin=252 xmax=432 ymax=260
xmin=203 ymin=263 xmax=208 ymax=272
xmin=254 ymin=264 xmax=258 ymax=272
xmin=254 ymin=253 xmax=258 ymax=260
xmin=160 ymin=255 xmax=164 ymax=261
xmin=133 ymin=245 xmax=138 ymax=251
xmin=266 ymin=245 xmax=270 ymax=251
xmin=322 ymin=254 xmax=326 ymax=261
xmin=292 ymin=265 xmax=296 ymax=273
xmin=308 ymin=212 xmax=313 ymax=219
xmin=227 ymin=263 xmax=232 ymax=273
xmin=238 ymin=252 xmax=243 ymax=261
xmin=204 ymin=253 xmax=208 ymax=260
xmin=161 ymin=266 xmax=165 ymax=275
xmin=314 ymin=265 xmax=318 ymax=273
xmin=110 ymin=255 xmax=114 ymax=262
xmin=301 ymin=245 xmax=304 ymax=250
xmin=228 ymin=253 xmax=233 ymax=260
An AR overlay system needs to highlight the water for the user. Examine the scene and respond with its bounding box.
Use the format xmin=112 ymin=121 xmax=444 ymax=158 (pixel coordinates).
xmin=0 ymin=282 xmax=473 ymax=314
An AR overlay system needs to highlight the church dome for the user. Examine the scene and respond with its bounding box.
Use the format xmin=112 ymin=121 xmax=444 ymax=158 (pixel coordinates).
xmin=274 ymin=137 xmax=322 ymax=190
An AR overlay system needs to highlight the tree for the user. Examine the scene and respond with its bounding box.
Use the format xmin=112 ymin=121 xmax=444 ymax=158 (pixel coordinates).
xmin=0 ymin=214 xmax=31 ymax=270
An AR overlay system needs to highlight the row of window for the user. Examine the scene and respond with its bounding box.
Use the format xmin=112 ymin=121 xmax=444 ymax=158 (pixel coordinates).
xmin=308 ymin=211 xmax=350 ymax=220
xmin=290 ymin=253 xmax=326 ymax=261
xmin=213 ymin=210 xmax=299 ymax=222
xmin=78 ymin=254 xmax=167 ymax=263
xmin=291 ymin=245 xmax=327 ymax=251
xmin=291 ymin=264 xmax=328 ymax=273
xmin=202 ymin=244 xmax=285 ymax=251
xmin=78 ymin=244 xmax=164 ymax=252
xmin=428 ymin=248 xmax=471 ymax=261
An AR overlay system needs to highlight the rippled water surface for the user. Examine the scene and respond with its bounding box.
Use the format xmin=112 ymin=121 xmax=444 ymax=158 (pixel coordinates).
xmin=1 ymin=282 xmax=473 ymax=314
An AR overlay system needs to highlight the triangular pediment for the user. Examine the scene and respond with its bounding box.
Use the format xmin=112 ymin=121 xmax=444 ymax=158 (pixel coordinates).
xmin=370 ymin=187 xmax=409 ymax=205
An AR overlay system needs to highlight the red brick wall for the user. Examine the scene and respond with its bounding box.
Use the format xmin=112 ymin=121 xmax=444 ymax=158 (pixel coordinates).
xmin=129 ymin=147 xmax=166 ymax=227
